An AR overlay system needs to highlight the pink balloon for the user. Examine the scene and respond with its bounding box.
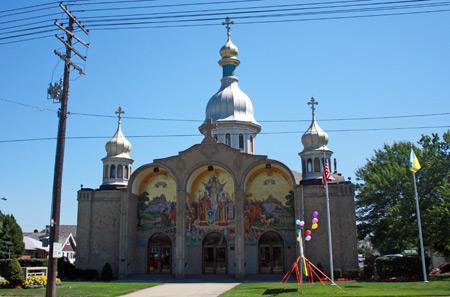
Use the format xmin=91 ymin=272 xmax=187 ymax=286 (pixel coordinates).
xmin=312 ymin=218 xmax=318 ymax=224
xmin=305 ymin=235 xmax=311 ymax=241
xmin=299 ymin=221 xmax=305 ymax=226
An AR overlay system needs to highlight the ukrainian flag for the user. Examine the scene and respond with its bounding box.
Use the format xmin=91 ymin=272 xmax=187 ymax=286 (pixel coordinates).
xmin=409 ymin=149 xmax=421 ymax=172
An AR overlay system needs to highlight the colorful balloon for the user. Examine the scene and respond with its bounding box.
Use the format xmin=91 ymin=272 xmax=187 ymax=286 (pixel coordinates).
xmin=299 ymin=226 xmax=303 ymax=230
xmin=313 ymin=211 xmax=319 ymax=217
xmin=300 ymin=221 xmax=305 ymax=226
xmin=296 ymin=229 xmax=300 ymax=234
xmin=312 ymin=223 xmax=318 ymax=229
xmin=312 ymin=218 xmax=318 ymax=224
xmin=306 ymin=230 xmax=311 ymax=236
xmin=297 ymin=237 xmax=300 ymax=242
xmin=296 ymin=219 xmax=301 ymax=225
xmin=305 ymin=235 xmax=311 ymax=241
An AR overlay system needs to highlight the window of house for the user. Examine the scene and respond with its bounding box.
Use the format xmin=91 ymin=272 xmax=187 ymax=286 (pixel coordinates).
xmin=239 ymin=134 xmax=244 ymax=151
xmin=225 ymin=133 xmax=231 ymax=146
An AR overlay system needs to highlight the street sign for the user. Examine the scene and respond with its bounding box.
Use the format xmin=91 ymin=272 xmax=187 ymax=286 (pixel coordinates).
xmin=53 ymin=242 xmax=63 ymax=258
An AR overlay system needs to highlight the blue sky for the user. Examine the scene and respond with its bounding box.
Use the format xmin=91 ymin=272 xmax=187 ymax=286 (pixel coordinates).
xmin=1 ymin=0 xmax=449 ymax=232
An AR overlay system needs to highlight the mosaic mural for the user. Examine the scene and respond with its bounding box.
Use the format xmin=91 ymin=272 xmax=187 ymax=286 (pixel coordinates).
xmin=244 ymin=168 xmax=295 ymax=244
xmin=186 ymin=169 xmax=235 ymax=245
xmin=137 ymin=170 xmax=177 ymax=241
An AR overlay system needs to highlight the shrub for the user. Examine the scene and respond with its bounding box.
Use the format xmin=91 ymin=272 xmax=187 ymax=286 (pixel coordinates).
xmin=66 ymin=268 xmax=82 ymax=280
xmin=18 ymin=258 xmax=47 ymax=268
xmin=82 ymin=269 xmax=98 ymax=280
xmin=333 ymin=269 xmax=342 ymax=279
xmin=101 ymin=263 xmax=114 ymax=281
xmin=4 ymin=258 xmax=24 ymax=286
xmin=346 ymin=268 xmax=359 ymax=279
xmin=364 ymin=254 xmax=376 ymax=278
xmin=0 ymin=259 xmax=10 ymax=278
xmin=375 ymin=255 xmax=430 ymax=279
xmin=316 ymin=262 xmax=324 ymax=273
xmin=57 ymin=257 xmax=75 ymax=279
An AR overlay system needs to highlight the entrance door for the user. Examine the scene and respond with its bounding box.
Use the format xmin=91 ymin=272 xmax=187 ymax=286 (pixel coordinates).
xmin=258 ymin=231 xmax=284 ymax=274
xmin=202 ymin=233 xmax=227 ymax=274
xmin=147 ymin=233 xmax=172 ymax=274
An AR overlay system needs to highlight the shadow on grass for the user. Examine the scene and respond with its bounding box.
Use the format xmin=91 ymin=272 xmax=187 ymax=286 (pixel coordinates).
xmin=263 ymin=288 xmax=298 ymax=295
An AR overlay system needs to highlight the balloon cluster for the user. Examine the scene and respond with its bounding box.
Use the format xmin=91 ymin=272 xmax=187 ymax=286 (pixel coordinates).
xmin=296 ymin=211 xmax=319 ymax=242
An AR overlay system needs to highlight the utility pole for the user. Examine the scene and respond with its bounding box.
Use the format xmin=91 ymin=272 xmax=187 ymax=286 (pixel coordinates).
xmin=46 ymin=3 xmax=88 ymax=297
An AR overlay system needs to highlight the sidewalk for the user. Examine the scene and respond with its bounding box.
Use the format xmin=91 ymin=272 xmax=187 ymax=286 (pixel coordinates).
xmin=119 ymin=283 xmax=240 ymax=297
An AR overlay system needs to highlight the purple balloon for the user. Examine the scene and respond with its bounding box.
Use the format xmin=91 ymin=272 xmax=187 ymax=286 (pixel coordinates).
xmin=299 ymin=226 xmax=303 ymax=230
xmin=313 ymin=211 xmax=319 ymax=218
xmin=305 ymin=235 xmax=312 ymax=241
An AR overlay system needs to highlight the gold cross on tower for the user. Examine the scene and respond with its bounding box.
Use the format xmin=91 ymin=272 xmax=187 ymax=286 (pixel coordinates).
xmin=115 ymin=106 xmax=125 ymax=124
xmin=307 ymin=97 xmax=318 ymax=116
xmin=222 ymin=17 xmax=234 ymax=36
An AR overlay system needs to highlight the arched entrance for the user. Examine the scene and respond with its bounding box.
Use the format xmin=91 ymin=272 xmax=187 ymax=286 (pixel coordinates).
xmin=202 ymin=232 xmax=227 ymax=274
xmin=147 ymin=233 xmax=172 ymax=274
xmin=258 ymin=231 xmax=284 ymax=274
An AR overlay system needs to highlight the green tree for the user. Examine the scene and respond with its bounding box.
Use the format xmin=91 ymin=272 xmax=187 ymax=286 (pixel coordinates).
xmin=285 ymin=190 xmax=295 ymax=217
xmin=137 ymin=191 xmax=149 ymax=227
xmin=0 ymin=215 xmax=25 ymax=259
xmin=356 ymin=131 xmax=450 ymax=256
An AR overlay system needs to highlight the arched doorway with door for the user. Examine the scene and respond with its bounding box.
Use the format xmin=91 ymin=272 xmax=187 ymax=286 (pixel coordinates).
xmin=258 ymin=231 xmax=285 ymax=274
xmin=202 ymin=232 xmax=227 ymax=275
xmin=147 ymin=232 xmax=172 ymax=274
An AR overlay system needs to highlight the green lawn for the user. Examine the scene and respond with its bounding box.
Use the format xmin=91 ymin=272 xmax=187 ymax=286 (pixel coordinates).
xmin=0 ymin=281 xmax=160 ymax=296
xmin=219 ymin=279 xmax=450 ymax=297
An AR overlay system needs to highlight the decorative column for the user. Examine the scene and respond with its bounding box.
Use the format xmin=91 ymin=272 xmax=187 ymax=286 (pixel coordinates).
xmin=234 ymin=187 xmax=245 ymax=280
xmin=175 ymin=188 xmax=186 ymax=279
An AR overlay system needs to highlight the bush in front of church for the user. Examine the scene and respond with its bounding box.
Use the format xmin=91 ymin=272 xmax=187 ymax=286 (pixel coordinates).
xmin=4 ymin=258 xmax=24 ymax=287
xmin=101 ymin=263 xmax=114 ymax=281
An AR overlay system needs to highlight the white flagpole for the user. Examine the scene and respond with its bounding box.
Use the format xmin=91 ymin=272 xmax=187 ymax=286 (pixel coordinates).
xmin=412 ymin=170 xmax=428 ymax=283
xmin=324 ymin=150 xmax=334 ymax=282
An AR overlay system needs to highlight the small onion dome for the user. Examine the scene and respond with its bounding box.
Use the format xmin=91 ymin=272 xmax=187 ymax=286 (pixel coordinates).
xmin=105 ymin=124 xmax=132 ymax=159
xmin=301 ymin=115 xmax=329 ymax=151
xmin=219 ymin=35 xmax=240 ymax=68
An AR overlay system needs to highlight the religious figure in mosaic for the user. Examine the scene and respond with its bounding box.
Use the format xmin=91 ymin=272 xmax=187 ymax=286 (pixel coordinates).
xmin=198 ymin=191 xmax=212 ymax=226
xmin=217 ymin=191 xmax=232 ymax=226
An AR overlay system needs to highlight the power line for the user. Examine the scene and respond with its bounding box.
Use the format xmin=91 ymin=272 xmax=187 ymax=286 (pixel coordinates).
xmin=1 ymin=125 xmax=448 ymax=143
xmin=2 ymin=97 xmax=449 ymax=122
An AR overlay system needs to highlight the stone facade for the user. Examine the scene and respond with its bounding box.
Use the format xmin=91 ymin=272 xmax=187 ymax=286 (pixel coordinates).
xmin=76 ymin=140 xmax=358 ymax=279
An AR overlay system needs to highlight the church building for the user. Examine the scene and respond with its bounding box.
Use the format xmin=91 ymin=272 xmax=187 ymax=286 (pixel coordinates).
xmin=76 ymin=22 xmax=358 ymax=280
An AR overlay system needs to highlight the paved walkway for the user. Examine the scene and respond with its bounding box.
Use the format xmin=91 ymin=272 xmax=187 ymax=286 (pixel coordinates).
xmin=120 ymin=283 xmax=240 ymax=297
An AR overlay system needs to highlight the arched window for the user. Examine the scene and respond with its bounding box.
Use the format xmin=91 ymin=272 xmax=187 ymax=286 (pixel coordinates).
xmin=117 ymin=165 xmax=123 ymax=178
xmin=314 ymin=158 xmax=321 ymax=172
xmin=110 ymin=165 xmax=116 ymax=178
xmin=239 ymin=134 xmax=244 ymax=151
xmin=302 ymin=160 xmax=306 ymax=173
xmin=225 ymin=133 xmax=231 ymax=146
xmin=104 ymin=165 xmax=109 ymax=179
xmin=124 ymin=165 xmax=129 ymax=179
xmin=307 ymin=159 xmax=313 ymax=173
xmin=250 ymin=136 xmax=254 ymax=153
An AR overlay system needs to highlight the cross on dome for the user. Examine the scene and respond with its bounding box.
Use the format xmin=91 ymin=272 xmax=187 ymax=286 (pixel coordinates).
xmin=222 ymin=17 xmax=234 ymax=36
xmin=115 ymin=106 xmax=125 ymax=124
xmin=307 ymin=97 xmax=318 ymax=116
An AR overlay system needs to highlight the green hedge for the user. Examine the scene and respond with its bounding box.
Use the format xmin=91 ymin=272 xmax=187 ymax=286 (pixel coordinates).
xmin=363 ymin=254 xmax=376 ymax=278
xmin=18 ymin=258 xmax=48 ymax=267
xmin=375 ymin=256 xmax=430 ymax=279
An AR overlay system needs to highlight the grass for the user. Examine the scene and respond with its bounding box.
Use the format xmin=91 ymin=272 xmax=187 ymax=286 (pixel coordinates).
xmin=219 ymin=278 xmax=450 ymax=297
xmin=0 ymin=281 xmax=160 ymax=296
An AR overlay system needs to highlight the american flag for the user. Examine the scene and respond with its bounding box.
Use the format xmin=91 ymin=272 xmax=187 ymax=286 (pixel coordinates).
xmin=322 ymin=159 xmax=331 ymax=188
